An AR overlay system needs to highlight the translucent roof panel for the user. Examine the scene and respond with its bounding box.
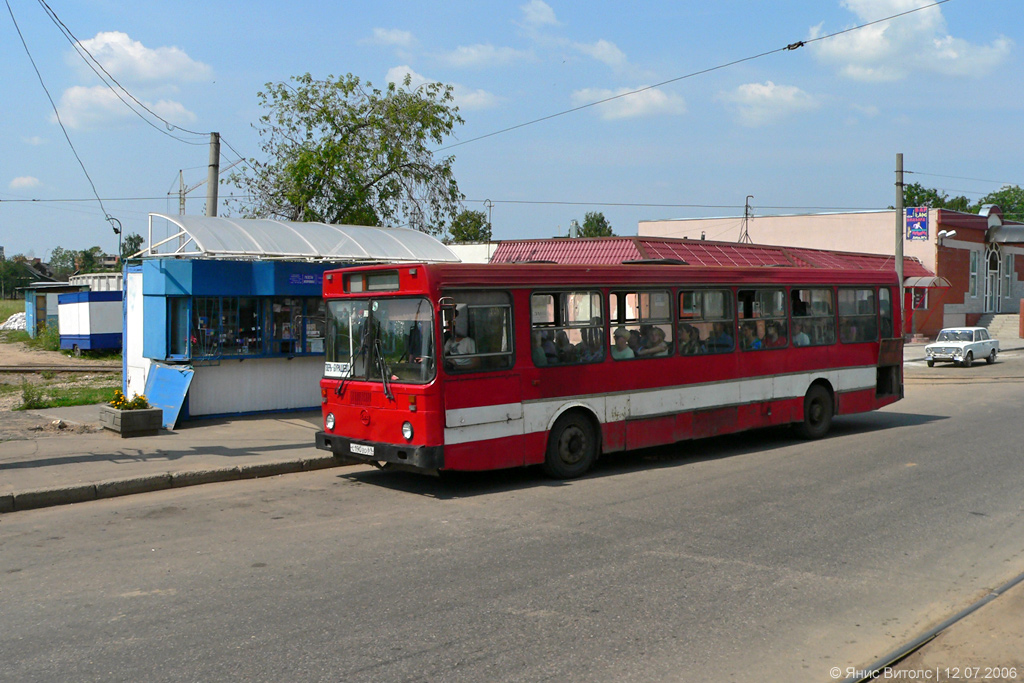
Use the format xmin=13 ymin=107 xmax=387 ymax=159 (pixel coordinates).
xmin=149 ymin=214 xmax=459 ymax=262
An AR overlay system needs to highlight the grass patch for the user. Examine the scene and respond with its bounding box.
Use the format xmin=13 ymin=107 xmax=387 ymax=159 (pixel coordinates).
xmin=0 ymin=299 xmax=24 ymax=322
xmin=1 ymin=329 xmax=31 ymax=345
xmin=15 ymin=385 xmax=118 ymax=411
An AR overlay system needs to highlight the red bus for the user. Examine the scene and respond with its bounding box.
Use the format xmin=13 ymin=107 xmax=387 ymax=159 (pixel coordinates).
xmin=315 ymin=262 xmax=903 ymax=478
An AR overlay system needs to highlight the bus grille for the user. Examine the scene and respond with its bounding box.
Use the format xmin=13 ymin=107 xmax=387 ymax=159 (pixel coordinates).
xmin=349 ymin=391 xmax=372 ymax=406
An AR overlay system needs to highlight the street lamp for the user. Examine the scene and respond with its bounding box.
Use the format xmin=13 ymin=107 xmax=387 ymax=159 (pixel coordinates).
xmin=109 ymin=216 xmax=122 ymax=263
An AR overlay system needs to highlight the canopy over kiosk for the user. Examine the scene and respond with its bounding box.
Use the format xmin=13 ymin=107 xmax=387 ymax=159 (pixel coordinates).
xmin=126 ymin=214 xmax=458 ymax=426
xmin=143 ymin=213 xmax=459 ymax=263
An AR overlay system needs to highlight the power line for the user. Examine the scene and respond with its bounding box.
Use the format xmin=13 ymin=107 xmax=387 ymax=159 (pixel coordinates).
xmin=465 ymin=199 xmax=884 ymax=211
xmin=907 ymin=171 xmax=1018 ymax=187
xmin=33 ymin=0 xmax=208 ymax=145
xmin=6 ymin=0 xmax=118 ymax=235
xmin=438 ymin=0 xmax=952 ymax=151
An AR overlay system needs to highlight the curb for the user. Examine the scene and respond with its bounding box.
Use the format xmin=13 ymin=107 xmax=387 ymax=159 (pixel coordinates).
xmin=1 ymin=455 xmax=346 ymax=514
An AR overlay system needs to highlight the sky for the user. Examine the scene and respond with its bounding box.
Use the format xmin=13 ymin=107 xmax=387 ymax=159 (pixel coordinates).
xmin=1 ymin=0 xmax=1021 ymax=260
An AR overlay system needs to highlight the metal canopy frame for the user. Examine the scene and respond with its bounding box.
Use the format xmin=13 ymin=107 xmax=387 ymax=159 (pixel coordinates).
xmin=142 ymin=213 xmax=459 ymax=263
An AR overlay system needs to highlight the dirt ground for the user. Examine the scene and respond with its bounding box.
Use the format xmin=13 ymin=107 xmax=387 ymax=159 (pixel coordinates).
xmin=0 ymin=334 xmax=117 ymax=439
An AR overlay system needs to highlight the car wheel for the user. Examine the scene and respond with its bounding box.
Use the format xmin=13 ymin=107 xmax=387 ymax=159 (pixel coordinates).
xmin=542 ymin=411 xmax=598 ymax=479
xmin=795 ymin=384 xmax=833 ymax=440
xmin=963 ymin=351 xmax=973 ymax=368
xmin=926 ymin=359 xmax=934 ymax=367
xmin=987 ymin=349 xmax=996 ymax=364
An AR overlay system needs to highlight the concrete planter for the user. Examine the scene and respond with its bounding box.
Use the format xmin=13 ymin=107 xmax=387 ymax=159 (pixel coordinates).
xmin=99 ymin=406 xmax=163 ymax=438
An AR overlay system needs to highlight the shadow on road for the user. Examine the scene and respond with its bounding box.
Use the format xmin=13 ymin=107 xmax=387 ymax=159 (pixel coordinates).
xmin=336 ymin=409 xmax=948 ymax=499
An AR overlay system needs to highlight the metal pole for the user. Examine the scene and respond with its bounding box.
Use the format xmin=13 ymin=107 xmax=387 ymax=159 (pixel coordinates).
xmin=895 ymin=153 xmax=904 ymax=337
xmin=206 ymin=132 xmax=220 ymax=217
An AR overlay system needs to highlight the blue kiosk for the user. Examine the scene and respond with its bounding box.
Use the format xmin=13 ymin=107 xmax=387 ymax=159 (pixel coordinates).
xmin=125 ymin=214 xmax=458 ymax=427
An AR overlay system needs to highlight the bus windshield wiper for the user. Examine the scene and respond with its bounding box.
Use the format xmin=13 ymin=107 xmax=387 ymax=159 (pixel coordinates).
xmin=374 ymin=338 xmax=394 ymax=401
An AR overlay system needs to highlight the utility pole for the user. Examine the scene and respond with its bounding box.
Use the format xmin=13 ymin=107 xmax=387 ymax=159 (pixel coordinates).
xmin=738 ymin=195 xmax=754 ymax=243
xmin=206 ymin=132 xmax=221 ymax=217
xmin=895 ymin=153 xmax=904 ymax=333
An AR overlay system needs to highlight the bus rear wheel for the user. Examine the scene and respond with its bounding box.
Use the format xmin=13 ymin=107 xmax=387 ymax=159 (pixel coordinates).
xmin=543 ymin=412 xmax=597 ymax=479
xmin=795 ymin=385 xmax=833 ymax=440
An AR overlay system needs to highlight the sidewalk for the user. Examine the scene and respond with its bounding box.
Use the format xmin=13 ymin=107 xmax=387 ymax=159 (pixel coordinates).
xmin=0 ymin=406 xmax=350 ymax=513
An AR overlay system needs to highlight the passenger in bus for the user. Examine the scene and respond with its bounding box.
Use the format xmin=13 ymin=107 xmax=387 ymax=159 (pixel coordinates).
xmin=764 ymin=322 xmax=786 ymax=348
xmin=792 ymin=321 xmax=811 ymax=346
xmin=740 ymin=322 xmax=763 ymax=351
xmin=637 ymin=326 xmax=669 ymax=357
xmin=611 ymin=326 xmax=635 ymax=359
xmin=706 ymin=322 xmax=734 ymax=353
xmin=576 ymin=327 xmax=605 ymax=363
xmin=555 ymin=330 xmax=575 ymax=363
xmin=444 ymin=311 xmax=480 ymax=369
xmin=531 ymin=330 xmax=548 ymax=366
xmin=679 ymin=324 xmax=704 ymax=355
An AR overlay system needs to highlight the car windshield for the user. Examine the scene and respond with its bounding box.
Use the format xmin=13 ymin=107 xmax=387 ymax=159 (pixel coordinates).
xmin=937 ymin=329 xmax=974 ymax=342
xmin=325 ymin=297 xmax=435 ymax=383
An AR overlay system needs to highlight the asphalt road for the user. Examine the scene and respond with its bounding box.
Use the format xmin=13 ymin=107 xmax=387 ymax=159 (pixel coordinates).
xmin=2 ymin=358 xmax=1023 ymax=682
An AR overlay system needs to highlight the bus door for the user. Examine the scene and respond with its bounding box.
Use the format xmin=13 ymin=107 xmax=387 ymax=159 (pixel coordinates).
xmin=440 ymin=294 xmax=525 ymax=469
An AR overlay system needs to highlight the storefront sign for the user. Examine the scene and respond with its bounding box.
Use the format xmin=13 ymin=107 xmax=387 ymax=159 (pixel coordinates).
xmin=905 ymin=207 xmax=929 ymax=241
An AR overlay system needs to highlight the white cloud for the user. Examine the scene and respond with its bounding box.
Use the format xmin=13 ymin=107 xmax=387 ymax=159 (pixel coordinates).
xmin=809 ymin=0 xmax=1011 ymax=81
xmin=71 ymin=31 xmax=211 ymax=83
xmin=55 ymin=85 xmax=197 ymax=130
xmin=570 ymin=86 xmax=686 ymax=120
xmin=521 ymin=0 xmax=558 ymax=26
xmin=9 ymin=176 xmax=40 ymax=190
xmin=22 ymin=136 xmax=46 ymax=146
xmin=719 ymin=81 xmax=819 ymax=127
xmin=439 ymin=44 xmax=532 ymax=68
xmin=573 ymin=39 xmax=628 ymax=70
xmin=364 ymin=28 xmax=416 ymax=49
xmin=385 ymin=66 xmax=499 ymax=111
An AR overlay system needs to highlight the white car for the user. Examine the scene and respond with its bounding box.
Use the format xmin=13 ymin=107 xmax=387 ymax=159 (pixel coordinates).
xmin=924 ymin=327 xmax=999 ymax=367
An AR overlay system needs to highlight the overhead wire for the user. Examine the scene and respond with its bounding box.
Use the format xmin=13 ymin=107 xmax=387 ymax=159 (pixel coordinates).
xmin=437 ymin=0 xmax=952 ymax=151
xmin=5 ymin=0 xmax=117 ymax=233
xmin=34 ymin=0 xmax=208 ymax=145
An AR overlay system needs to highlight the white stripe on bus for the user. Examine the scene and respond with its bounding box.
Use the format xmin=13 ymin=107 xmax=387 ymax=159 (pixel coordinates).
xmin=442 ymin=366 xmax=877 ymax=446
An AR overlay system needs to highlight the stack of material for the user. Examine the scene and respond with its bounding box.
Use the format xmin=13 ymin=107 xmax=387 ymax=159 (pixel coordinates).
xmin=1 ymin=312 xmax=26 ymax=330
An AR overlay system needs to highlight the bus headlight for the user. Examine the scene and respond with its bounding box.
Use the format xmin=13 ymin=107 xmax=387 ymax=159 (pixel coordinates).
xmin=402 ymin=421 xmax=414 ymax=441
xmin=326 ymin=413 xmax=335 ymax=431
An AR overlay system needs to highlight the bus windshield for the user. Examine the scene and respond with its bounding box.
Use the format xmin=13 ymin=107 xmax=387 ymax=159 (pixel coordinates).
xmin=325 ymin=297 xmax=435 ymax=383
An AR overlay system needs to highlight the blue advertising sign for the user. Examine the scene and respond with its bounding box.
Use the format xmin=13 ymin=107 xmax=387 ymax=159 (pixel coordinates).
xmin=906 ymin=207 xmax=929 ymax=241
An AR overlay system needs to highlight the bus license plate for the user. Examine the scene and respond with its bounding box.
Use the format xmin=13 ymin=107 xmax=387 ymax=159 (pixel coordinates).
xmin=350 ymin=443 xmax=374 ymax=456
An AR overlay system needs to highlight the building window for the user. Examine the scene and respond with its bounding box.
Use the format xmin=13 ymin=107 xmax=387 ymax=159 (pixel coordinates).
xmin=791 ymin=288 xmax=836 ymax=346
xmin=969 ymin=250 xmax=979 ymax=297
xmin=737 ymin=288 xmax=787 ymax=351
xmin=1005 ymin=254 xmax=1014 ymax=299
xmin=531 ymin=291 xmax=604 ymax=366
xmin=678 ymin=289 xmax=734 ymax=354
xmin=610 ymin=290 xmax=673 ymax=359
xmin=168 ymin=298 xmax=190 ymax=358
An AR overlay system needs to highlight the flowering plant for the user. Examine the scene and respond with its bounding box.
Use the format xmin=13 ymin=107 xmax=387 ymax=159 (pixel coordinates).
xmin=109 ymin=389 xmax=151 ymax=410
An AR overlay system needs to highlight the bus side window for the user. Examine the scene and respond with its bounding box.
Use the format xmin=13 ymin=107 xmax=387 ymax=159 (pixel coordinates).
xmin=791 ymin=288 xmax=836 ymax=346
xmin=838 ymin=288 xmax=878 ymax=343
xmin=441 ymin=291 xmax=514 ymax=372
xmin=609 ymin=290 xmax=673 ymax=360
xmin=531 ymin=291 xmax=604 ymax=367
xmin=679 ymin=289 xmax=733 ymax=354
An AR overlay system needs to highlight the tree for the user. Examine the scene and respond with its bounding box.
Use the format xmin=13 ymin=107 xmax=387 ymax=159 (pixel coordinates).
xmin=579 ymin=211 xmax=614 ymax=237
xmin=0 ymin=256 xmax=32 ymax=299
xmin=48 ymin=247 xmax=77 ymax=279
xmin=228 ymin=72 xmax=465 ymax=235
xmin=978 ymin=185 xmax=1024 ymax=222
xmin=121 ymin=233 xmax=144 ymax=261
xmin=446 ymin=209 xmax=491 ymax=243
xmin=903 ymin=182 xmax=975 ymax=212
xmin=77 ymin=246 xmax=104 ymax=273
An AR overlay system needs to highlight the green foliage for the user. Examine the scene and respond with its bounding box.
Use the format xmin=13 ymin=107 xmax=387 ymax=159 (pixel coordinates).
xmin=228 ymin=72 xmax=465 ymax=235
xmin=579 ymin=211 xmax=614 ymax=237
xmin=37 ymin=323 xmax=61 ymax=352
xmin=447 ymin=209 xmax=491 ymax=243
xmin=0 ymin=295 xmax=25 ymax=320
xmin=14 ymin=384 xmax=118 ymax=411
xmin=978 ymin=185 xmax=1024 ymax=222
xmin=19 ymin=379 xmax=46 ymax=410
xmin=121 ymin=233 xmax=144 ymax=261
xmin=48 ymin=246 xmax=77 ymax=279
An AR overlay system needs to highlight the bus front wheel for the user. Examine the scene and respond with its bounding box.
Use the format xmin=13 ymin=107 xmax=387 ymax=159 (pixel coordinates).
xmin=543 ymin=412 xmax=597 ymax=479
xmin=795 ymin=385 xmax=833 ymax=440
